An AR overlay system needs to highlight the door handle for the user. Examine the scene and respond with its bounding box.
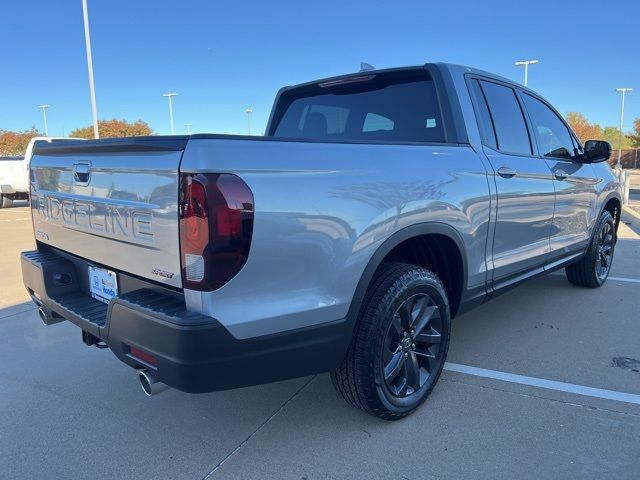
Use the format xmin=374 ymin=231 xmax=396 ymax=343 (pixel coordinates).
xmin=554 ymin=169 xmax=568 ymax=180
xmin=497 ymin=166 xmax=517 ymax=178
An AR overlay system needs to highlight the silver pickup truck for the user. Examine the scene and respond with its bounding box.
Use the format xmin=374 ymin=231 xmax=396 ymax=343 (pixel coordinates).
xmin=21 ymin=63 xmax=621 ymax=419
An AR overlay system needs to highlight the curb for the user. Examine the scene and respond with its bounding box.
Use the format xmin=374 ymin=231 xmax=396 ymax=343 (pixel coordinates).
xmin=622 ymin=204 xmax=640 ymax=223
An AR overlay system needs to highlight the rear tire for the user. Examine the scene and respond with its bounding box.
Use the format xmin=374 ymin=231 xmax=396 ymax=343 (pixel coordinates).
xmin=331 ymin=262 xmax=451 ymax=420
xmin=565 ymin=210 xmax=615 ymax=288
xmin=0 ymin=194 xmax=13 ymax=208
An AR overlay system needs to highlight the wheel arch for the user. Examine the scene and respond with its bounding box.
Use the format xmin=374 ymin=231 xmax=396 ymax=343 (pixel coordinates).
xmin=600 ymin=193 xmax=622 ymax=239
xmin=345 ymin=223 xmax=470 ymax=333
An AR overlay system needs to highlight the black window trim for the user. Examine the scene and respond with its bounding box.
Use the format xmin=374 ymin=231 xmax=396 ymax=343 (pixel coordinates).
xmin=467 ymin=78 xmax=498 ymax=150
xmin=465 ymin=74 xmax=539 ymax=159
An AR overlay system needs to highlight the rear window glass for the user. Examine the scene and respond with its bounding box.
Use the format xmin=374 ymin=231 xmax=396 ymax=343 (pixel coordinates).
xmin=272 ymin=72 xmax=446 ymax=143
xmin=363 ymin=113 xmax=394 ymax=132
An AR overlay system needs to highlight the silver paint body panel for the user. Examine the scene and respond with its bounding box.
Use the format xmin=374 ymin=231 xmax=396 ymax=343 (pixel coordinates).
xmin=180 ymin=138 xmax=491 ymax=338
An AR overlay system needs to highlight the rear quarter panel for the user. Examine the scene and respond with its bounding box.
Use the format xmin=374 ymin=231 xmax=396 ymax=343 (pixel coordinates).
xmin=181 ymin=138 xmax=491 ymax=339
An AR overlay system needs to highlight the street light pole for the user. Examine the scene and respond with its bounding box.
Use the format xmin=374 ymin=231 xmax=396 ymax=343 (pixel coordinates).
xmin=163 ymin=93 xmax=177 ymax=135
xmin=184 ymin=123 xmax=192 ymax=134
xmin=81 ymin=0 xmax=99 ymax=139
xmin=37 ymin=105 xmax=50 ymax=136
xmin=615 ymin=87 xmax=632 ymax=168
xmin=514 ymin=59 xmax=539 ymax=87
xmin=245 ymin=108 xmax=253 ymax=135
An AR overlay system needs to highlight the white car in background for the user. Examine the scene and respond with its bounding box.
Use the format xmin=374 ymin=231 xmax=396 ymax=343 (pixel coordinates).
xmin=0 ymin=137 xmax=82 ymax=208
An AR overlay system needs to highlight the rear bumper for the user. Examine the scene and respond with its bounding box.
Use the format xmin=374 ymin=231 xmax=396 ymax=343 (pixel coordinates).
xmin=21 ymin=248 xmax=351 ymax=393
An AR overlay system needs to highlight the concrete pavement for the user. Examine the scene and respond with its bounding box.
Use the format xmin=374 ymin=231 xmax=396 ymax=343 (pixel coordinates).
xmin=1 ymin=205 xmax=639 ymax=479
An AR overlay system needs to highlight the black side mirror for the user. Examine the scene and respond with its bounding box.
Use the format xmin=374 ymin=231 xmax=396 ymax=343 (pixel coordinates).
xmin=583 ymin=140 xmax=611 ymax=163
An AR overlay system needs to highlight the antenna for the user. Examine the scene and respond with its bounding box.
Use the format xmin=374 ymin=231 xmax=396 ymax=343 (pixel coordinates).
xmin=360 ymin=62 xmax=376 ymax=72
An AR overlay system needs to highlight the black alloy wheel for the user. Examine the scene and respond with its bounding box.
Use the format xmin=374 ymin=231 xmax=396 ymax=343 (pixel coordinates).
xmin=595 ymin=220 xmax=614 ymax=282
xmin=382 ymin=293 xmax=443 ymax=398
xmin=566 ymin=209 xmax=616 ymax=288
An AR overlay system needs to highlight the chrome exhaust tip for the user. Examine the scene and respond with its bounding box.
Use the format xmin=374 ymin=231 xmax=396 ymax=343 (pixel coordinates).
xmin=139 ymin=370 xmax=169 ymax=396
xmin=38 ymin=307 xmax=64 ymax=326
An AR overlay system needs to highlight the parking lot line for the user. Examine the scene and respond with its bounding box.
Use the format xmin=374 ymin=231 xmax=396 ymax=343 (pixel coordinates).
xmin=444 ymin=362 xmax=640 ymax=405
xmin=609 ymin=276 xmax=640 ymax=284
xmin=550 ymin=273 xmax=640 ymax=283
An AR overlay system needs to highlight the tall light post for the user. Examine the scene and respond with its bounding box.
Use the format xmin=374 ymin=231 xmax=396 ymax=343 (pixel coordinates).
xmin=37 ymin=105 xmax=50 ymax=136
xmin=163 ymin=93 xmax=177 ymax=135
xmin=515 ymin=59 xmax=539 ymax=87
xmin=82 ymin=0 xmax=99 ymax=139
xmin=184 ymin=123 xmax=192 ymax=134
xmin=615 ymin=87 xmax=632 ymax=168
xmin=245 ymin=108 xmax=253 ymax=135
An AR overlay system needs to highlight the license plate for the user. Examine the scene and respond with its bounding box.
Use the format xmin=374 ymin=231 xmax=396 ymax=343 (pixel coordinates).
xmin=88 ymin=266 xmax=118 ymax=304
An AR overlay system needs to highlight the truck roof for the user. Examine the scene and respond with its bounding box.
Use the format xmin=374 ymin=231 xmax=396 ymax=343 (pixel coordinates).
xmin=283 ymin=62 xmax=534 ymax=95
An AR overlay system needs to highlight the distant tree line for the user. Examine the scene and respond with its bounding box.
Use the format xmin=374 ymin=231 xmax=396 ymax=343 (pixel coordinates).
xmin=566 ymin=113 xmax=640 ymax=148
xmin=0 ymin=119 xmax=153 ymax=155
xmin=0 ymin=127 xmax=40 ymax=156
xmin=69 ymin=119 xmax=153 ymax=139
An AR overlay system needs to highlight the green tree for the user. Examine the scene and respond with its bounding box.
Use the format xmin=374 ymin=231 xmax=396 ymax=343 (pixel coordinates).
xmin=70 ymin=119 xmax=153 ymax=139
xmin=629 ymin=118 xmax=640 ymax=148
xmin=601 ymin=126 xmax=633 ymax=149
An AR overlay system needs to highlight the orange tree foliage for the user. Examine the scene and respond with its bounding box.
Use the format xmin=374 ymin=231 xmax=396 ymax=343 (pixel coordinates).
xmin=566 ymin=112 xmax=636 ymax=148
xmin=566 ymin=112 xmax=603 ymax=143
xmin=70 ymin=119 xmax=153 ymax=139
xmin=0 ymin=127 xmax=42 ymax=155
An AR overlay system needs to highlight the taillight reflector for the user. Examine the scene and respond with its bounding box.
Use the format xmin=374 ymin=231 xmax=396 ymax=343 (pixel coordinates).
xmin=130 ymin=346 xmax=157 ymax=367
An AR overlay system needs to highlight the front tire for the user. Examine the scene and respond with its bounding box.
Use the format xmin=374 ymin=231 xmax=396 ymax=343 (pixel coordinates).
xmin=331 ymin=263 xmax=451 ymax=420
xmin=565 ymin=210 xmax=615 ymax=288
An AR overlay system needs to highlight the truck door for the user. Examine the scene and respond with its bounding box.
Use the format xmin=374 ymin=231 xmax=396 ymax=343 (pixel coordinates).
xmin=469 ymin=78 xmax=555 ymax=290
xmin=519 ymin=92 xmax=600 ymax=265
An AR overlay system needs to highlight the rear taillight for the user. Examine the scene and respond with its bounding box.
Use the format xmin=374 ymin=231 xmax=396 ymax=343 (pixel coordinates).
xmin=179 ymin=173 xmax=254 ymax=291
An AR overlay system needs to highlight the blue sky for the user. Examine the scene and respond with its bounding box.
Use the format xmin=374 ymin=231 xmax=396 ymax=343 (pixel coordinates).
xmin=1 ymin=0 xmax=638 ymax=136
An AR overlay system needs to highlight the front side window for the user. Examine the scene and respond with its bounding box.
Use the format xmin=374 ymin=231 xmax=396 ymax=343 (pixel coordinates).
xmin=521 ymin=93 xmax=576 ymax=159
xmin=273 ymin=72 xmax=445 ymax=143
xmin=479 ymin=80 xmax=532 ymax=155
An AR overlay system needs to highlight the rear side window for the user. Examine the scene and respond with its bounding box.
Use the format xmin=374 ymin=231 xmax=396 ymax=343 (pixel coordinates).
xmin=479 ymin=80 xmax=532 ymax=155
xmin=470 ymin=80 xmax=497 ymax=150
xmin=272 ymin=72 xmax=446 ymax=143
xmin=521 ymin=93 xmax=577 ymax=159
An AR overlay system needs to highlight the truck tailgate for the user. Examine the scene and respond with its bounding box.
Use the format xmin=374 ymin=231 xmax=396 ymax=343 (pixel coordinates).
xmin=29 ymin=137 xmax=188 ymax=289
